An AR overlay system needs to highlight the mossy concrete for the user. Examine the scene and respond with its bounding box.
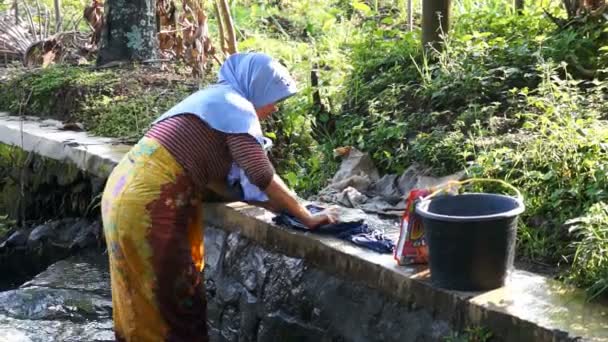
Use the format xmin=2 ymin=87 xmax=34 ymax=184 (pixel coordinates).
xmin=0 ymin=112 xmax=130 ymax=178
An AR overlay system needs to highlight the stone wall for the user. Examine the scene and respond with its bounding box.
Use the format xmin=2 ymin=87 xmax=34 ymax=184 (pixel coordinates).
xmin=204 ymin=227 xmax=455 ymax=342
xmin=0 ymin=143 xmax=104 ymax=222
xmin=0 ymin=142 xmax=105 ymax=290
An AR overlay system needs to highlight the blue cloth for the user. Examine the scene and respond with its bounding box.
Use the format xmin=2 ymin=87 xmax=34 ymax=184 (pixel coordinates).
xmin=272 ymin=205 xmax=395 ymax=254
xmin=153 ymin=53 xmax=297 ymax=201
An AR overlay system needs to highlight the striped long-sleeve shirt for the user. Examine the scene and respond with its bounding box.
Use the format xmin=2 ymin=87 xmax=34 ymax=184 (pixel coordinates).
xmin=145 ymin=114 xmax=274 ymax=191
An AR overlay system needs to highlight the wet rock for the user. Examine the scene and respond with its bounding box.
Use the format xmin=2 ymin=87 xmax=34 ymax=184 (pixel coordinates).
xmin=1 ymin=219 xmax=104 ymax=291
xmin=217 ymin=280 xmax=246 ymax=305
xmin=219 ymin=304 xmax=240 ymax=341
xmin=257 ymin=310 xmax=328 ymax=342
xmin=28 ymin=222 xmax=57 ymax=246
xmin=0 ymin=286 xmax=111 ymax=322
xmin=69 ymin=220 xmax=102 ymax=249
xmin=0 ymin=316 xmax=114 ymax=342
xmin=0 ymin=229 xmax=29 ymax=248
xmin=27 ymin=218 xmax=94 ymax=249
xmin=429 ymin=321 xmax=454 ymax=340
xmin=0 ymin=253 xmax=113 ymax=341
xmin=238 ymin=291 xmax=259 ymax=341
xmin=204 ymin=228 xmax=226 ymax=277
xmin=21 ymin=252 xmax=110 ymax=297
xmin=90 ymin=177 xmax=107 ymax=198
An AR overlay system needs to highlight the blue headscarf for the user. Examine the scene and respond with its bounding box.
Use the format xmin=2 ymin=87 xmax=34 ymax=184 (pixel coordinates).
xmin=153 ymin=52 xmax=297 ymax=201
xmin=153 ymin=52 xmax=297 ymax=139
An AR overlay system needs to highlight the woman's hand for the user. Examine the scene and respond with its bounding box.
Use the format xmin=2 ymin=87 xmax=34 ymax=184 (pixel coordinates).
xmin=302 ymin=210 xmax=337 ymax=230
xmin=264 ymin=175 xmax=339 ymax=229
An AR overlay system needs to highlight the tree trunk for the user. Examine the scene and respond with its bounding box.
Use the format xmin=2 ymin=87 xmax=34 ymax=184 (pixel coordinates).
xmin=13 ymin=0 xmax=19 ymax=25
xmin=213 ymin=0 xmax=226 ymax=54
xmin=54 ymin=0 xmax=62 ymax=32
xmin=217 ymin=0 xmax=237 ymax=54
xmin=422 ymin=0 xmax=451 ymax=50
xmin=514 ymin=0 xmax=524 ymax=14
xmin=96 ymin=0 xmax=158 ymax=66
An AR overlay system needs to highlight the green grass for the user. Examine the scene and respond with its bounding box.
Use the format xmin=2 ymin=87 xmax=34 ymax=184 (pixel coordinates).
xmin=332 ymin=1 xmax=608 ymax=298
xmin=566 ymin=202 xmax=608 ymax=300
xmin=444 ymin=326 xmax=493 ymax=342
xmin=0 ymin=65 xmax=198 ymax=140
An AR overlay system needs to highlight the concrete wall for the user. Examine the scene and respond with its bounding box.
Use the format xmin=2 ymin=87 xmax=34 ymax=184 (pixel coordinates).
xmin=204 ymin=226 xmax=453 ymax=342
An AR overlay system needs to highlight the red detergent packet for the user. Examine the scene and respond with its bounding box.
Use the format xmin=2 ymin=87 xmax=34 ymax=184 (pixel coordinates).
xmin=394 ymin=189 xmax=431 ymax=265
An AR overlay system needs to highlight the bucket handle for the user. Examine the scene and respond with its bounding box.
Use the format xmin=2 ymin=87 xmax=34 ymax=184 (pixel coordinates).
xmin=423 ymin=178 xmax=523 ymax=202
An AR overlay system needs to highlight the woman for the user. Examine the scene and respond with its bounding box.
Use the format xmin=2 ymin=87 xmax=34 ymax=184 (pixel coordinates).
xmin=101 ymin=52 xmax=335 ymax=341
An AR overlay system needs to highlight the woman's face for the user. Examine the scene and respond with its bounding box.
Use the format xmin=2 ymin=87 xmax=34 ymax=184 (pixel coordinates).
xmin=255 ymin=103 xmax=278 ymax=120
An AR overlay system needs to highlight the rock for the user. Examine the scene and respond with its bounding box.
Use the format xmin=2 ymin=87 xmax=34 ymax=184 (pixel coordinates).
xmin=0 ymin=316 xmax=114 ymax=342
xmin=27 ymin=222 xmax=57 ymax=246
xmin=90 ymin=177 xmax=107 ymax=198
xmin=60 ymin=122 xmax=85 ymax=132
xmin=26 ymin=218 xmax=101 ymax=250
xmin=217 ymin=281 xmax=245 ymax=305
xmin=396 ymin=163 xmax=429 ymax=195
xmin=0 ymin=253 xmax=114 ymax=342
xmin=219 ymin=304 xmax=240 ymax=341
xmin=0 ymin=220 xmax=102 ymax=291
xmin=21 ymin=252 xmax=110 ymax=297
xmin=369 ymin=174 xmax=401 ymax=200
xmin=330 ymin=175 xmax=374 ymax=193
xmin=1 ymin=229 xmax=30 ymax=248
xmin=0 ymin=286 xmax=112 ymax=322
xmin=257 ymin=311 xmax=328 ymax=342
xmin=69 ymin=221 xmax=102 ymax=249
xmin=55 ymin=219 xmax=86 ymax=248
xmin=238 ymin=291 xmax=259 ymax=341
xmin=204 ymin=227 xmax=226 ymax=277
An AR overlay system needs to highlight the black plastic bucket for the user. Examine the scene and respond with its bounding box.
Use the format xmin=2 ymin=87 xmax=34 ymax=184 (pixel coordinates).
xmin=416 ymin=193 xmax=525 ymax=291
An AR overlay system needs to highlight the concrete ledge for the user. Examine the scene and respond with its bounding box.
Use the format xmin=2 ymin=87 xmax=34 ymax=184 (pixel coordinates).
xmin=0 ymin=112 xmax=130 ymax=178
xmin=1 ymin=113 xmax=607 ymax=341
xmin=204 ymin=203 xmax=608 ymax=342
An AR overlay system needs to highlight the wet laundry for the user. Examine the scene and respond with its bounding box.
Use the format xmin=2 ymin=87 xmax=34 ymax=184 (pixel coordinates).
xmin=272 ymin=205 xmax=395 ymax=254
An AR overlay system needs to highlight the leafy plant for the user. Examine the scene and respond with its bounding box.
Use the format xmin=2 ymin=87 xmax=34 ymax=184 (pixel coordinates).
xmin=444 ymin=326 xmax=493 ymax=342
xmin=328 ymin=1 xmax=608 ymax=298
xmin=566 ymin=202 xmax=608 ymax=300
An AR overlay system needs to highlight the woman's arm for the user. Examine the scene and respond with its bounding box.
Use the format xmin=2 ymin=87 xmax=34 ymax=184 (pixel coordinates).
xmin=206 ymin=180 xmax=282 ymax=212
xmin=226 ymin=134 xmax=335 ymax=229
xmin=263 ymin=174 xmax=334 ymax=228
